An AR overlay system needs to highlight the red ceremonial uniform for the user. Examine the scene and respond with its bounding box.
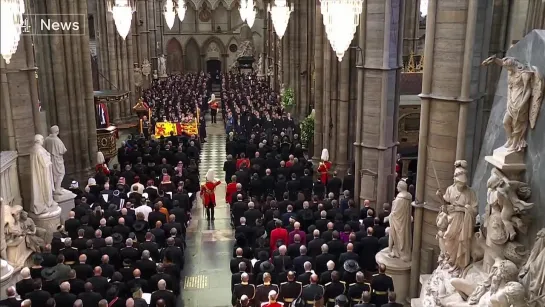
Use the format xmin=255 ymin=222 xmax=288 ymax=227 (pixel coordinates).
xmin=270 ymin=227 xmax=289 ymax=252
xmin=200 ymin=181 xmax=221 ymax=207
xmin=226 ymin=182 xmax=237 ymax=204
xmin=95 ymin=163 xmax=110 ymax=175
xmin=317 ymin=161 xmax=332 ymax=184
xmin=262 ymin=302 xmax=283 ymax=307
xmin=236 ymin=158 xmax=251 ymax=170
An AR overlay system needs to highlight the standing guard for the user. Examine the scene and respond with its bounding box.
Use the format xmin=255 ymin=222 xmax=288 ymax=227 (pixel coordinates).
xmin=318 ymin=149 xmax=332 ymax=185
xmin=233 ymin=273 xmax=256 ymax=307
xmin=255 ymin=273 xmax=279 ymax=306
xmin=347 ymin=272 xmax=371 ymax=306
xmin=300 ymin=274 xmax=325 ymax=307
xmin=324 ymin=271 xmax=346 ymax=307
xmin=200 ymin=169 xmax=221 ymax=221
xmin=370 ymin=264 xmax=394 ymax=307
xmin=278 ymin=271 xmax=302 ymax=305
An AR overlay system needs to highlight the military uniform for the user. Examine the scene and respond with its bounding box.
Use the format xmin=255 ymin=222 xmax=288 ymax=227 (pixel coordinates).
xmin=301 ymin=283 xmax=325 ymax=307
xmin=324 ymin=281 xmax=346 ymax=307
xmin=255 ymin=283 xmax=279 ymax=306
xmin=347 ymin=282 xmax=371 ymax=306
xmin=278 ymin=281 xmax=302 ymax=305
xmin=232 ymin=282 xmax=256 ymax=307
xmin=370 ymin=273 xmax=394 ymax=307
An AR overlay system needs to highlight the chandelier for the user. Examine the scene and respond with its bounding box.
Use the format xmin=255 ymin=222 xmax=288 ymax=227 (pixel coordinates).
xmin=239 ymin=0 xmax=255 ymax=28
xmin=269 ymin=0 xmax=292 ymax=40
xmin=177 ymin=0 xmax=186 ymax=22
xmin=320 ymin=0 xmax=363 ymax=61
xmin=163 ymin=0 xmax=176 ymax=29
xmin=108 ymin=0 xmax=135 ymax=40
xmin=1 ymin=0 xmax=25 ymax=64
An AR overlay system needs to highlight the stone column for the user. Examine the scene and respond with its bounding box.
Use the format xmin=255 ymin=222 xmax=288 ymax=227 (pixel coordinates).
xmin=329 ymin=59 xmax=338 ymax=164
xmin=148 ymin=0 xmax=158 ymax=70
xmin=261 ymin=11 xmax=268 ymax=78
xmin=33 ymin=0 xmax=97 ymax=182
xmin=336 ymin=51 xmax=351 ymax=175
xmin=298 ymin=0 xmax=308 ymax=119
xmin=409 ymin=0 xmax=481 ymax=296
xmin=281 ymin=27 xmax=290 ymax=86
xmin=0 ymin=38 xmax=41 ymax=208
xmin=403 ymin=0 xmax=421 ymax=56
xmin=322 ymin=47 xmax=332 ymax=155
xmin=312 ymin=1 xmax=324 ymax=163
xmin=356 ymin=0 xmax=404 ymax=208
xmin=128 ymin=27 xmax=136 ymax=114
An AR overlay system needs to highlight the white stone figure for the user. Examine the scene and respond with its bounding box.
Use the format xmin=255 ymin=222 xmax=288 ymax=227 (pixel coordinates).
xmin=256 ymin=54 xmax=264 ymax=75
xmin=30 ymin=134 xmax=58 ymax=215
xmin=142 ymin=59 xmax=151 ymax=78
xmin=519 ymin=228 xmax=545 ymax=307
xmin=3 ymin=205 xmax=33 ymax=269
xmin=44 ymin=126 xmax=67 ymax=195
xmin=482 ymin=55 xmax=544 ymax=152
xmin=435 ymin=160 xmax=478 ymax=272
xmin=388 ymin=180 xmax=412 ymax=261
xmin=482 ymin=167 xmax=533 ymax=271
xmin=447 ymin=259 xmax=521 ymax=307
xmin=158 ymin=55 xmax=167 ymax=77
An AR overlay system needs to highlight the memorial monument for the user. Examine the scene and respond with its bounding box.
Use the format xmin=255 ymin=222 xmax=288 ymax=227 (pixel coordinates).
xmin=412 ymin=30 xmax=545 ymax=307
xmin=29 ymin=134 xmax=62 ymax=242
xmin=158 ymin=55 xmax=167 ymax=78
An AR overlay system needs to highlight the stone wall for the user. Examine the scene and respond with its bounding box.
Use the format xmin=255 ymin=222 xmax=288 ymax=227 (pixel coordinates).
xmin=472 ymin=30 xmax=545 ymax=238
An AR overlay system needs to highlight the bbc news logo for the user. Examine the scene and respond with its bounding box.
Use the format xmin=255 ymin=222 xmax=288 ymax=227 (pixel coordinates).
xmin=22 ymin=14 xmax=86 ymax=36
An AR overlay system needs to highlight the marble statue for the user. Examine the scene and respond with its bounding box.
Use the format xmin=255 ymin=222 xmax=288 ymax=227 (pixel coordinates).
xmin=142 ymin=59 xmax=151 ymax=78
xmin=482 ymin=55 xmax=544 ymax=152
xmin=44 ymin=126 xmax=67 ymax=195
xmin=134 ymin=64 xmax=143 ymax=88
xmin=388 ymin=180 xmax=412 ymax=261
xmin=3 ymin=205 xmax=44 ymax=269
xmin=519 ymin=228 xmax=545 ymax=307
xmin=30 ymin=134 xmax=58 ymax=215
xmin=447 ymin=259 xmax=524 ymax=307
xmin=482 ymin=167 xmax=533 ymax=271
xmin=158 ymin=55 xmax=167 ymax=77
xmin=436 ymin=160 xmax=478 ymax=272
xmin=256 ymin=54 xmax=264 ymax=75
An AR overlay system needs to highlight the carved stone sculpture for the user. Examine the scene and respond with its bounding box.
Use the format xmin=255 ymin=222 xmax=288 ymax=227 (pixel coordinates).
xmin=435 ymin=160 xmax=478 ymax=272
xmin=482 ymin=167 xmax=533 ymax=271
xmin=158 ymin=55 xmax=167 ymax=77
xmin=44 ymin=126 xmax=67 ymax=195
xmin=482 ymin=55 xmax=544 ymax=152
xmin=142 ymin=59 xmax=151 ymax=78
xmin=519 ymin=228 xmax=545 ymax=307
xmin=134 ymin=64 xmax=143 ymax=87
xmin=388 ymin=180 xmax=412 ymax=261
xmin=30 ymin=134 xmax=58 ymax=215
xmin=3 ymin=205 xmax=45 ymax=269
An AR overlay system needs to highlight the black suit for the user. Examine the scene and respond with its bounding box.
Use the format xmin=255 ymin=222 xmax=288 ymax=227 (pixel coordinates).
xmin=139 ymin=241 xmax=160 ymax=261
xmin=68 ymin=278 xmax=85 ymax=296
xmin=148 ymin=211 xmax=167 ymax=229
xmin=293 ymin=255 xmax=313 ymax=276
xmin=25 ymin=290 xmax=51 ymax=306
xmin=149 ymin=273 xmax=175 ymax=293
xmin=15 ymin=279 xmax=34 ymax=299
xmin=0 ymin=297 xmax=20 ymax=307
xmin=272 ymin=255 xmax=293 ymax=273
xmin=100 ymin=246 xmax=120 ymax=268
xmin=86 ymin=275 xmax=110 ymax=297
xmin=73 ymin=263 xmax=94 ymax=280
xmin=150 ymin=289 xmax=177 ymax=307
xmin=127 ymin=277 xmax=150 ymax=293
xmin=230 ymin=257 xmax=251 ymax=274
xmin=360 ymin=236 xmax=380 ymax=271
xmin=150 ymin=228 xmax=166 ymax=247
xmin=315 ymin=253 xmax=336 ymax=275
xmin=136 ymin=259 xmax=158 ymax=280
xmin=120 ymin=246 xmax=141 ymax=263
xmin=54 ymin=292 xmax=77 ymax=307
xmin=307 ymin=238 xmax=325 ymax=259
xmin=380 ymin=303 xmax=403 ymax=307
xmin=100 ymin=263 xmax=115 ymax=279
xmin=77 ymin=291 xmax=102 ymax=307
xmin=65 ymin=218 xmax=81 ymax=239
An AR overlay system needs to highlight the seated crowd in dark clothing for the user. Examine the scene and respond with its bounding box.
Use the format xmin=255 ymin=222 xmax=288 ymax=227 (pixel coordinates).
xmin=222 ymin=83 xmax=397 ymax=305
xmin=12 ymin=102 xmax=204 ymax=307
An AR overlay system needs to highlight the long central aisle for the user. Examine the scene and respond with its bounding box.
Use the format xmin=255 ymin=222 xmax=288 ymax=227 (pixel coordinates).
xmin=180 ymin=120 xmax=234 ymax=307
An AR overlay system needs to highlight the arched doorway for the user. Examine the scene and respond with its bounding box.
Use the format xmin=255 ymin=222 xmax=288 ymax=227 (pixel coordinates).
xmin=206 ymin=59 xmax=221 ymax=75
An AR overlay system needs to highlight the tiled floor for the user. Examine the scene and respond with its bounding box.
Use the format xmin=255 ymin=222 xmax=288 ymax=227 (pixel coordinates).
xmin=180 ymin=116 xmax=235 ymax=307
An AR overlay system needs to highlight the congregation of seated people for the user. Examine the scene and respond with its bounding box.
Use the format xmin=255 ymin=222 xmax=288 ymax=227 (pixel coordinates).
xmin=5 ymin=127 xmax=203 ymax=307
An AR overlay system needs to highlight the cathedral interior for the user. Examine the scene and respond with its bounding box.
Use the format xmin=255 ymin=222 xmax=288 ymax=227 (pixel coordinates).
xmin=1 ymin=0 xmax=545 ymax=306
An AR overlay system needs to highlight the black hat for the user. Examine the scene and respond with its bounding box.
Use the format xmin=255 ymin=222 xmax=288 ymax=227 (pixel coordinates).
xmin=260 ymin=261 xmax=275 ymax=273
xmin=343 ymin=259 xmax=360 ymax=273
xmin=133 ymin=220 xmax=147 ymax=232
xmin=41 ymin=267 xmax=59 ymax=281
xmin=112 ymin=233 xmax=123 ymax=245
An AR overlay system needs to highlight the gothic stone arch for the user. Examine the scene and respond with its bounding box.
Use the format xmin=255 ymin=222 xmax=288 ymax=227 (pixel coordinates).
xmin=166 ymin=38 xmax=183 ymax=74
xmin=184 ymin=37 xmax=201 ymax=72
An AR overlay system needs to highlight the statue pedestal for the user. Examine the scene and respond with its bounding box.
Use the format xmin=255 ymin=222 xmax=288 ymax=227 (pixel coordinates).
xmin=375 ymin=249 xmax=412 ymax=304
xmin=485 ymin=146 xmax=526 ymax=174
xmin=54 ymin=190 xmax=76 ymax=224
xmin=29 ymin=206 xmax=61 ymax=244
xmin=0 ymin=260 xmax=14 ymax=300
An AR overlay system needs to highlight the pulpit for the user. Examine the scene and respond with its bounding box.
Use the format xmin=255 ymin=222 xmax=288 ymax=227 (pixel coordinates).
xmin=237 ymin=56 xmax=255 ymax=74
xmin=93 ymin=90 xmax=129 ymax=159
xmin=133 ymin=98 xmax=151 ymax=138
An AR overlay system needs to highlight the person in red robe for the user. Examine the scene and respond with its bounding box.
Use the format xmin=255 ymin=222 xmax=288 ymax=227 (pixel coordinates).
xmin=200 ymin=169 xmax=221 ymax=221
xmin=96 ymin=151 xmax=110 ymax=175
xmin=270 ymin=220 xmax=289 ymax=252
xmin=236 ymin=153 xmax=251 ymax=170
xmin=262 ymin=290 xmax=282 ymax=307
xmin=225 ymin=175 xmax=237 ymax=204
xmin=318 ymin=148 xmax=332 ymax=185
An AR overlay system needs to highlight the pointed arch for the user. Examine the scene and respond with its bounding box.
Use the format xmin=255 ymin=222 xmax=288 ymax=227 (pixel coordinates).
xmin=201 ymin=36 xmax=227 ymax=56
xmin=184 ymin=37 xmax=201 ymax=72
xmin=166 ymin=38 xmax=183 ymax=74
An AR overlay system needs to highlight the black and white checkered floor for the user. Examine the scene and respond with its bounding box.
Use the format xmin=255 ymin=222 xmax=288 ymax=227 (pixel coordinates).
xmin=199 ymin=133 xmax=226 ymax=181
